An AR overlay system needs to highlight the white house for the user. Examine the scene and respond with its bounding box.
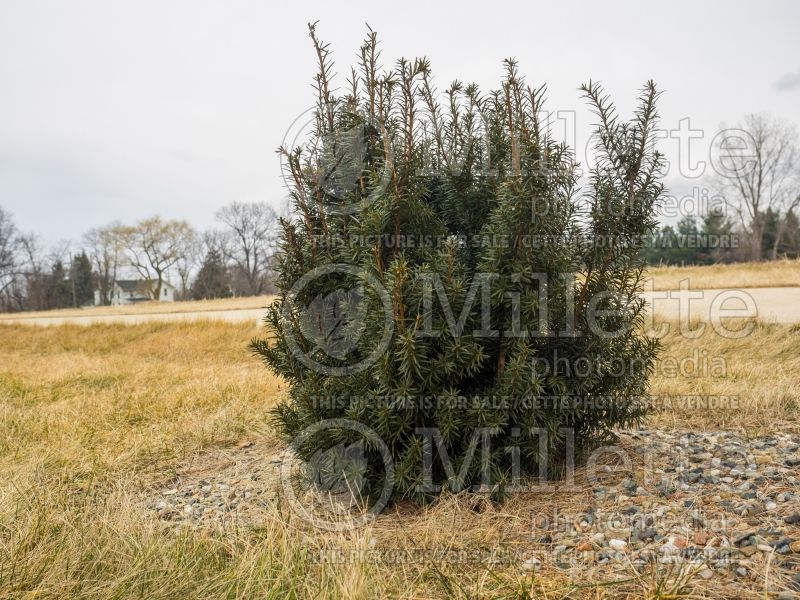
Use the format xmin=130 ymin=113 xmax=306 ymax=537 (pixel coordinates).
xmin=96 ymin=280 xmax=177 ymax=306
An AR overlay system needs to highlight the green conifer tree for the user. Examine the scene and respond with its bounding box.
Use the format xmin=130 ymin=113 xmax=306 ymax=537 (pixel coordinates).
xmin=778 ymin=208 xmax=799 ymax=258
xmin=71 ymin=252 xmax=94 ymax=306
xmin=191 ymin=249 xmax=232 ymax=300
xmin=50 ymin=261 xmax=73 ymax=309
xmin=253 ymin=25 xmax=663 ymax=505
xmin=762 ymin=207 xmax=781 ymax=260
xmin=700 ymin=207 xmax=734 ymax=264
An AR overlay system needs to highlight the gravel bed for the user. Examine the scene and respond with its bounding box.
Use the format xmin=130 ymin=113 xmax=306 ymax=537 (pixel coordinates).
xmin=146 ymin=430 xmax=800 ymax=596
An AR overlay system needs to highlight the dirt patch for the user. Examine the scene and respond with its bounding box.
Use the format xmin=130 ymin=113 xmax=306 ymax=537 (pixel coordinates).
xmin=144 ymin=437 xmax=288 ymax=528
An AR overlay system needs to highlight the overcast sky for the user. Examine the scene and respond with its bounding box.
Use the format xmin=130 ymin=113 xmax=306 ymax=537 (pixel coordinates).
xmin=1 ymin=0 xmax=799 ymax=245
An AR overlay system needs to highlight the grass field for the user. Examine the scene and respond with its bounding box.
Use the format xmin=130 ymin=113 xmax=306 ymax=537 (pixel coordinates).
xmin=1 ymin=317 xmax=798 ymax=598
xmin=647 ymin=258 xmax=800 ymax=291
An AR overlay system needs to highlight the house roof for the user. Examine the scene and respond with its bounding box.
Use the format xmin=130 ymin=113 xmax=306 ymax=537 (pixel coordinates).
xmin=115 ymin=279 xmax=174 ymax=293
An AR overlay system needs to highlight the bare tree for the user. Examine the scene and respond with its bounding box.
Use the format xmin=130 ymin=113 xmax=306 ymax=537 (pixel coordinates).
xmin=121 ymin=217 xmax=196 ymax=300
xmin=83 ymin=223 xmax=125 ymax=306
xmin=216 ymin=201 xmax=278 ymax=296
xmin=713 ymin=114 xmax=799 ymax=261
xmin=0 ymin=206 xmax=20 ymax=299
xmin=202 ymin=228 xmax=229 ymax=257
xmin=15 ymin=234 xmax=47 ymax=311
xmin=0 ymin=207 xmax=46 ymax=310
xmin=174 ymin=235 xmax=202 ymax=301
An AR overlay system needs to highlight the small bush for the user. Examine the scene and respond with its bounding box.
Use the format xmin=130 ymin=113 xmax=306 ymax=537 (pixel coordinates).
xmin=253 ymin=24 xmax=663 ymax=505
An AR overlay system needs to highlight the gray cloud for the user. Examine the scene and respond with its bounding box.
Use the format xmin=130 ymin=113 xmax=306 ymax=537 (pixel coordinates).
xmin=2 ymin=0 xmax=800 ymax=242
xmin=774 ymin=70 xmax=800 ymax=92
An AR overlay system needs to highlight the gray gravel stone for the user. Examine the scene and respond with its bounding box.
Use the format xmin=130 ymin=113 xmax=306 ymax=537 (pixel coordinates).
xmin=145 ymin=429 xmax=800 ymax=592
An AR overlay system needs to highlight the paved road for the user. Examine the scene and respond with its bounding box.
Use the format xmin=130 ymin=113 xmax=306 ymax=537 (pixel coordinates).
xmin=2 ymin=287 xmax=799 ymax=327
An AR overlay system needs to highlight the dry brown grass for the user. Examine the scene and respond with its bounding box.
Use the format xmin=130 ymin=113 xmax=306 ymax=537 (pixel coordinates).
xmin=648 ymin=319 xmax=800 ymax=433
xmin=0 ymin=295 xmax=274 ymax=321
xmin=647 ymin=258 xmax=800 ymax=291
xmin=1 ymin=319 xmax=797 ymax=598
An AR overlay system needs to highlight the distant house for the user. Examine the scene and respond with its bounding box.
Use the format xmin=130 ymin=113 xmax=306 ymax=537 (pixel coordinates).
xmin=96 ymin=280 xmax=176 ymax=306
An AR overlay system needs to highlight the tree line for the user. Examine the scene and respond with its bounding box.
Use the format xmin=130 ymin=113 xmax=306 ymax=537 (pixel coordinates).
xmin=645 ymin=113 xmax=800 ymax=266
xmin=2 ymin=114 xmax=798 ymax=312
xmin=0 ymin=201 xmax=280 ymax=312
xmin=642 ymin=205 xmax=800 ymax=265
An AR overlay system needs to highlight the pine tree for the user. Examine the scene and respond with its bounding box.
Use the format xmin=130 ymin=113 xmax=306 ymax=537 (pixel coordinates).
xmin=71 ymin=252 xmax=94 ymax=306
xmin=192 ymin=249 xmax=232 ymax=300
xmin=253 ymin=25 xmax=663 ymax=505
xmin=643 ymin=224 xmax=674 ymax=265
xmin=50 ymin=261 xmax=73 ymax=309
xmin=700 ymin=208 xmax=734 ymax=264
xmin=762 ymin=207 xmax=781 ymax=260
xmin=778 ymin=209 xmax=800 ymax=259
